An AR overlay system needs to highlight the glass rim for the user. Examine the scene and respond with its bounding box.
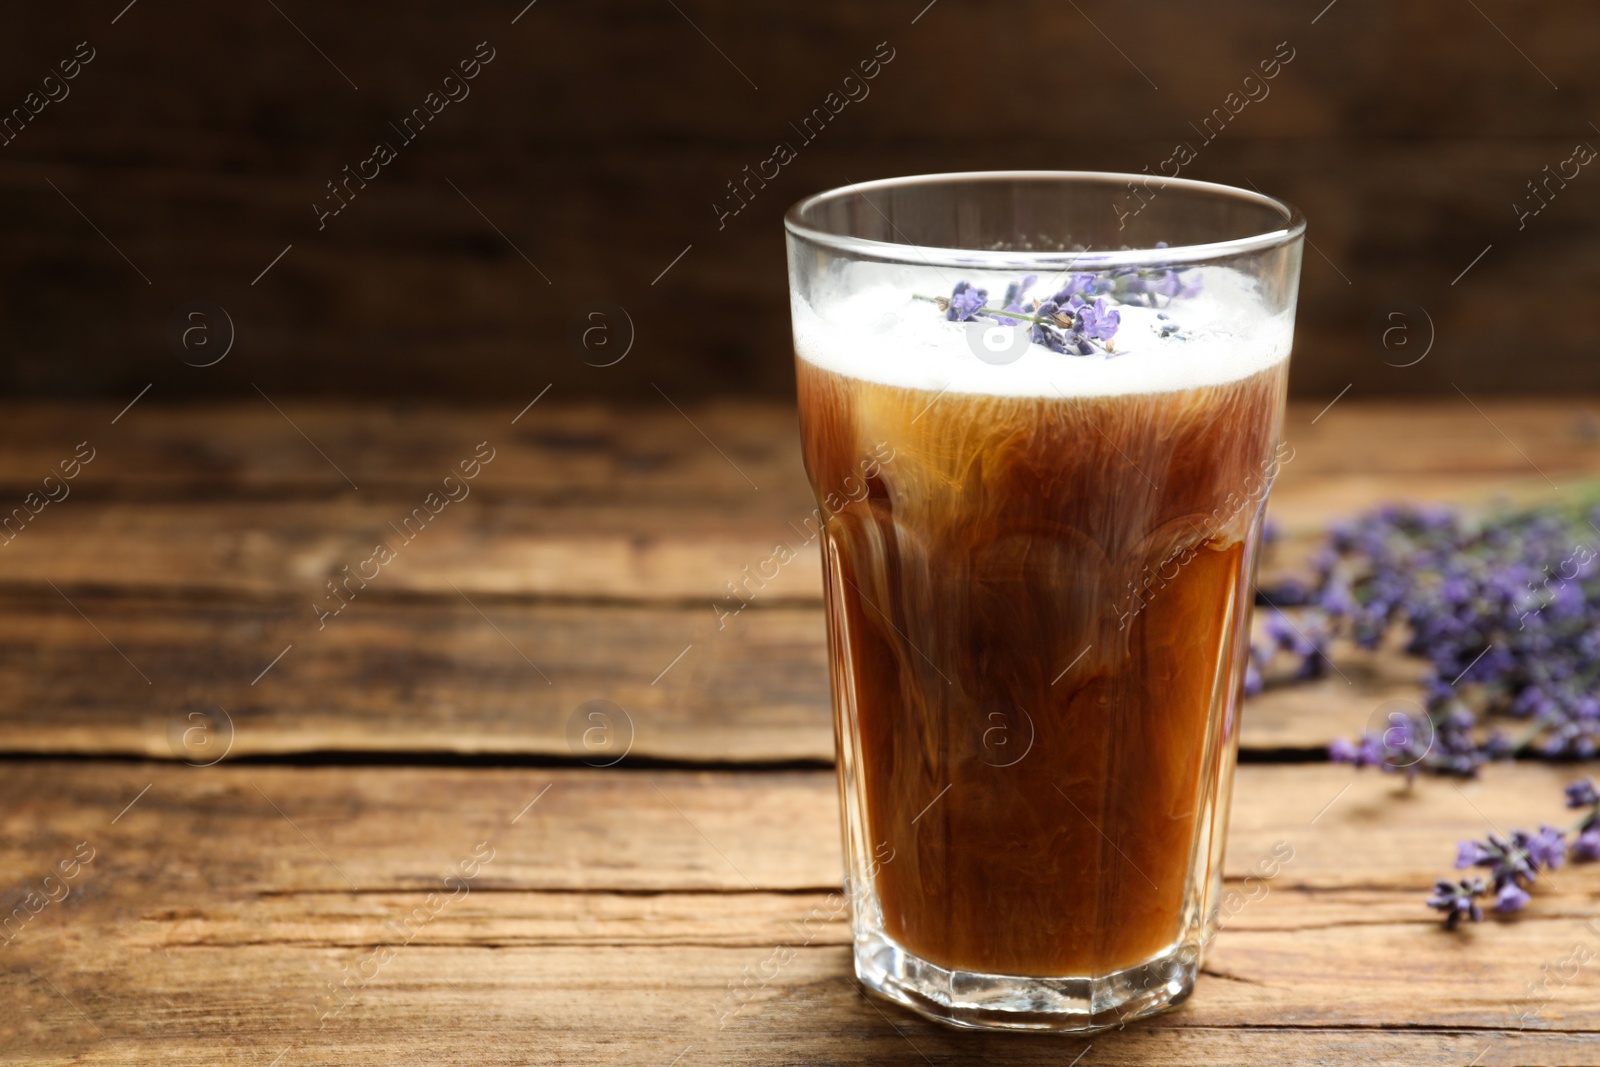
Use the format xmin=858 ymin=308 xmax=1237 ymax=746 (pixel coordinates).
xmin=783 ymin=170 xmax=1306 ymax=270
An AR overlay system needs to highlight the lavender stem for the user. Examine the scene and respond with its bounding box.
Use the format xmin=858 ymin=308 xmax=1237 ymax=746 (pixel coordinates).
xmin=910 ymin=294 xmax=1064 ymax=327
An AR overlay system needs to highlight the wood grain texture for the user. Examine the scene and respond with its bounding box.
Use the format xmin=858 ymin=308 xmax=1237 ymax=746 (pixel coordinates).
xmin=0 ymin=593 xmax=828 ymax=762
xmin=0 ymin=398 xmax=1592 ymax=761
xmin=1 ymin=399 xmax=1594 ymax=497
xmin=1 ymin=2 xmax=1598 ymax=401
xmin=5 ymin=762 xmax=1600 ymax=1064
xmin=5 ymin=761 xmax=1594 ymax=895
xmin=4 ymin=762 xmax=1589 ymax=894
xmin=0 ymin=398 xmax=1594 ymax=600
xmin=2 ymin=396 xmax=1597 ymax=1060
xmin=0 ymin=589 xmax=1431 ymax=761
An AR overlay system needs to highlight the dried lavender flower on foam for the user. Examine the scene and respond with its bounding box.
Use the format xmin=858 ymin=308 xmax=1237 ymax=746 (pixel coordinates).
xmin=923 ymin=261 xmax=1201 ymax=357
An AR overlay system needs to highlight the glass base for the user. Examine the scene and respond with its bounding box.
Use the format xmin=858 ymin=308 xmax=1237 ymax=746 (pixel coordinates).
xmin=855 ymin=928 xmax=1197 ymax=1033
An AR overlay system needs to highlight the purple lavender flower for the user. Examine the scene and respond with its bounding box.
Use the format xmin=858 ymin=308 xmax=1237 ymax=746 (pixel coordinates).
xmin=1573 ymin=828 xmax=1600 ymax=862
xmin=1566 ymin=778 xmax=1600 ymax=811
xmin=932 ymin=270 xmax=1127 ymax=356
xmin=1455 ymin=832 xmax=1537 ymax=888
xmin=1482 ymin=728 xmax=1515 ymax=761
xmin=1518 ymin=825 xmax=1568 ymax=871
xmin=1455 ymin=839 xmax=1497 ymax=869
xmin=1328 ymin=732 xmax=1385 ymax=768
xmin=1430 ymin=705 xmax=1488 ymax=777
xmin=1078 ymin=297 xmax=1121 ymax=343
xmin=1318 ymin=579 xmax=1357 ymax=618
xmin=1105 ymin=263 xmax=1203 ymax=307
xmin=1426 ymin=877 xmax=1486 ymax=928
xmin=945 ymin=281 xmax=989 ymax=322
xmin=1494 ymin=881 xmax=1532 ymax=912
xmin=1028 ymin=301 xmax=1069 ymax=354
xmin=1148 ymin=267 xmax=1203 ymax=301
xmin=1260 ymin=608 xmax=1334 ymax=683
xmin=1001 ymin=274 xmax=1038 ymax=311
xmin=1047 ymin=273 xmax=1096 ymax=308
xmin=1512 ymin=686 xmax=1553 ymax=720
xmin=1382 ymin=713 xmax=1424 ymax=757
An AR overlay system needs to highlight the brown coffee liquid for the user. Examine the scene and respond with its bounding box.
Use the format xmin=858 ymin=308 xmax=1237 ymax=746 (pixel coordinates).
xmin=798 ymin=356 xmax=1285 ymax=978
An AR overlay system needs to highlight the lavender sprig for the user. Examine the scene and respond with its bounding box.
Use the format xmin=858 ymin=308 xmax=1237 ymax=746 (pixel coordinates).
xmin=919 ymin=263 xmax=1201 ymax=358
xmin=922 ymin=276 xmax=1116 ymax=356
xmin=1567 ymin=779 xmax=1600 ymax=858
xmin=1426 ymin=877 xmax=1486 ymax=929
xmin=1425 ymin=778 xmax=1600 ymax=927
xmin=1455 ymin=832 xmax=1539 ymax=896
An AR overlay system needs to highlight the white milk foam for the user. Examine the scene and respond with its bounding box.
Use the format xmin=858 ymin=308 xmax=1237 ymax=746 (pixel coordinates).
xmin=793 ymin=265 xmax=1293 ymax=399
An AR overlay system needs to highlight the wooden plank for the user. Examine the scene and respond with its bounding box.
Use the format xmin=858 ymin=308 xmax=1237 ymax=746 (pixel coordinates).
xmin=0 ymin=399 xmax=1592 ymax=496
xmin=0 ymin=401 xmax=811 ymax=501
xmin=0 ymin=765 xmax=836 ymax=896
xmin=12 ymin=942 xmax=1599 ymax=1066
xmin=0 ymin=761 xmax=1592 ymax=897
xmin=0 ymin=587 xmax=1421 ymax=760
xmin=0 ymin=400 xmax=1595 ymax=603
xmin=48 ymin=882 xmax=1600 ymax=953
xmin=0 ymin=496 xmax=822 ymax=601
xmin=7 ymin=944 xmax=1600 ymax=1065
xmin=0 ymin=475 xmax=1572 ymax=602
xmin=4 ymin=761 xmax=1600 ymax=1063
xmin=48 ymin=764 xmax=1600 ymax=891
xmin=0 ymin=593 xmax=828 ymax=763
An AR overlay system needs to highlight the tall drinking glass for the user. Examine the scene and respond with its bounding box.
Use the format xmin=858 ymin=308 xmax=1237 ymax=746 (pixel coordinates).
xmin=784 ymin=172 xmax=1303 ymax=1031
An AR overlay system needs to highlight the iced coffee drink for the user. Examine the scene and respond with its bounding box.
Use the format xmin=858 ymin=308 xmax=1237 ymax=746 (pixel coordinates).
xmin=785 ymin=173 xmax=1303 ymax=1031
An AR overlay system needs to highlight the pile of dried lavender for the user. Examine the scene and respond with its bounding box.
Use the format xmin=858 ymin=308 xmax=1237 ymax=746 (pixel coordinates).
xmin=1250 ymin=502 xmax=1600 ymax=925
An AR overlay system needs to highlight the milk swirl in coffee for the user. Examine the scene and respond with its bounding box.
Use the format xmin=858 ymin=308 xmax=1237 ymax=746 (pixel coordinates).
xmin=796 ymin=264 xmax=1291 ymax=977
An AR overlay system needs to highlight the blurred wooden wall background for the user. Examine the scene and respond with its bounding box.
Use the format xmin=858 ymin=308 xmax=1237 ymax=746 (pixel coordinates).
xmin=0 ymin=0 xmax=1594 ymax=401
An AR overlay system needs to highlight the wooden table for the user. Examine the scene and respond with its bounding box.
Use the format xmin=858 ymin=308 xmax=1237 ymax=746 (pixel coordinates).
xmin=3 ymin=397 xmax=1599 ymax=1065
